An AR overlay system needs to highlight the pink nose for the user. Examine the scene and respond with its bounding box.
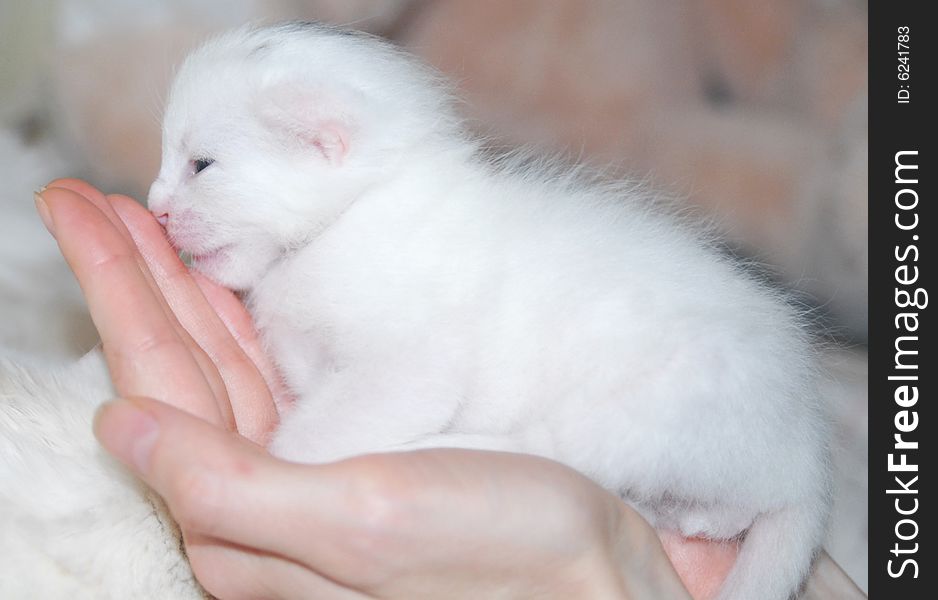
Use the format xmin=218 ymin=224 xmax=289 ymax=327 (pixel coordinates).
xmin=154 ymin=212 xmax=169 ymax=227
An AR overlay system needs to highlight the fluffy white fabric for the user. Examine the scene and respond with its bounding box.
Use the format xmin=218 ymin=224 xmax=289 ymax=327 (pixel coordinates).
xmin=0 ymin=351 xmax=203 ymax=598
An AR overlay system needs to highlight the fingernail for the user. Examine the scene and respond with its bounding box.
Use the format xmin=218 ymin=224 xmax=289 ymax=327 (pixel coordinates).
xmin=93 ymin=399 xmax=160 ymax=474
xmin=34 ymin=189 xmax=55 ymax=237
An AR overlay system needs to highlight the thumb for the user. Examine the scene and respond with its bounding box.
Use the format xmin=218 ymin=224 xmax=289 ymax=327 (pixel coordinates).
xmin=94 ymin=397 xmax=278 ymax=534
xmin=93 ymin=398 xmax=349 ymax=561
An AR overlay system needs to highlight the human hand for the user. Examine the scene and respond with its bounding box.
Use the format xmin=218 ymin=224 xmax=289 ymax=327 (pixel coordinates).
xmin=38 ymin=179 xmax=863 ymax=599
xmin=94 ymin=395 xmax=703 ymax=599
xmin=35 ymin=179 xmax=281 ymax=443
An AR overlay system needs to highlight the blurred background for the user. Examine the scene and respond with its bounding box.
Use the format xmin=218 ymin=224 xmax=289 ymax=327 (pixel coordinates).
xmin=0 ymin=0 xmax=868 ymax=591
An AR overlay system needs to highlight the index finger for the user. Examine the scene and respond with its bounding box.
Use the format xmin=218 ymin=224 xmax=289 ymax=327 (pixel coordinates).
xmin=38 ymin=186 xmax=223 ymax=424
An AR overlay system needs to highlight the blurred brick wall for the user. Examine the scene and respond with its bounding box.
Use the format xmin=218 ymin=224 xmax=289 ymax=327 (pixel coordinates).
xmin=26 ymin=0 xmax=867 ymax=336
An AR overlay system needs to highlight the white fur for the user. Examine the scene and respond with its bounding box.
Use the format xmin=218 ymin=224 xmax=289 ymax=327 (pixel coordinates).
xmin=0 ymin=351 xmax=204 ymax=599
xmin=151 ymin=23 xmax=831 ymax=600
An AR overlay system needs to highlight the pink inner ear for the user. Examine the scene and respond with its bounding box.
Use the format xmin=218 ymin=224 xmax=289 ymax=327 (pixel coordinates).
xmin=303 ymin=121 xmax=349 ymax=165
xmin=259 ymin=82 xmax=352 ymax=165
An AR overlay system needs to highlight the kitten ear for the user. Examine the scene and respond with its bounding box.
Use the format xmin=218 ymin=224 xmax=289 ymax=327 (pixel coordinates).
xmin=257 ymin=82 xmax=351 ymax=164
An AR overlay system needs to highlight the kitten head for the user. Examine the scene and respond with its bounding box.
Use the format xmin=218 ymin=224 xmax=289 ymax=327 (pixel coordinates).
xmin=149 ymin=22 xmax=460 ymax=290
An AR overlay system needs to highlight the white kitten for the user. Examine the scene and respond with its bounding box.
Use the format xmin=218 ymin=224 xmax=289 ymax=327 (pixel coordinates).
xmin=150 ymin=23 xmax=831 ymax=600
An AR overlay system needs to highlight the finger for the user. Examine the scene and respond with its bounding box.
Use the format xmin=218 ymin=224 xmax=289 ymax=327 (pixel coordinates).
xmin=46 ymin=178 xmax=127 ymax=233
xmin=192 ymin=272 xmax=292 ymax=412
xmin=93 ymin=397 xmax=385 ymax=586
xmin=45 ymin=179 xmax=234 ymax=429
xmin=40 ymin=186 xmax=222 ymax=424
xmin=658 ymin=531 xmax=737 ymax=600
xmin=110 ymin=193 xmax=277 ymax=442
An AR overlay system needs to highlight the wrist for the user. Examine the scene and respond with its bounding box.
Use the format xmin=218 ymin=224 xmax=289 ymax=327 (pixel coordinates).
xmin=533 ymin=498 xmax=692 ymax=600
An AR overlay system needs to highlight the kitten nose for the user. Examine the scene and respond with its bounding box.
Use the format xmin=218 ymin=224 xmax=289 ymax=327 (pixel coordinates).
xmin=154 ymin=212 xmax=169 ymax=227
